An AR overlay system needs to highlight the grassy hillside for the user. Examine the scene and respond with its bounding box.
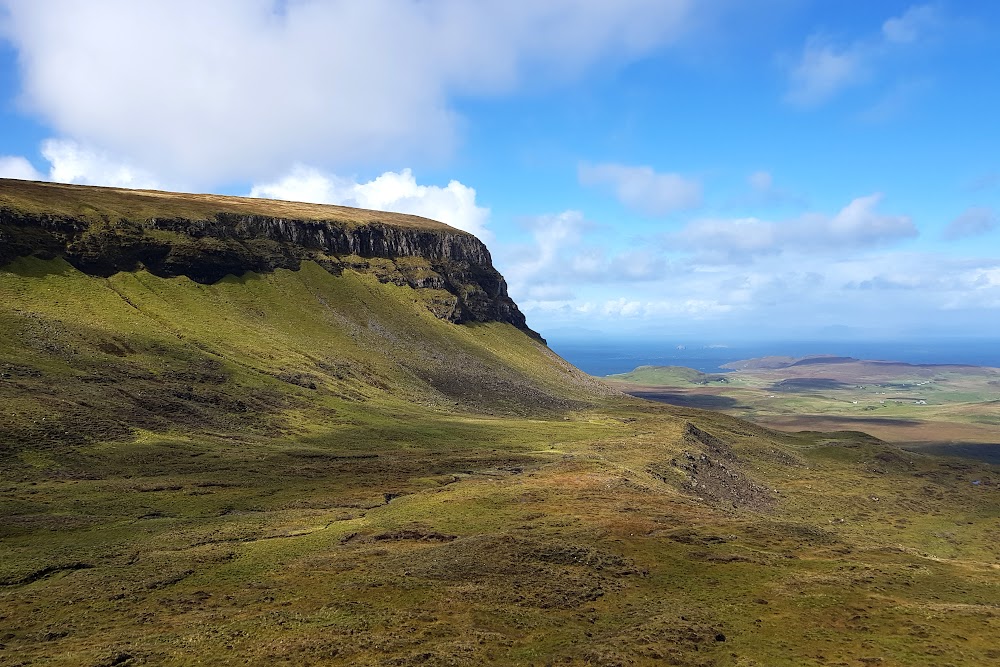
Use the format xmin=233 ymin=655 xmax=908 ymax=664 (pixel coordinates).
xmin=2 ymin=254 xmax=999 ymax=664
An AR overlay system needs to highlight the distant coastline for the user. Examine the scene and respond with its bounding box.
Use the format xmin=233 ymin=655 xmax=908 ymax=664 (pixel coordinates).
xmin=546 ymin=338 xmax=1000 ymax=377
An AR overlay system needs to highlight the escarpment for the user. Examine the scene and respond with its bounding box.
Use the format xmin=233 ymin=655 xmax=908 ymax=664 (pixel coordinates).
xmin=0 ymin=179 xmax=538 ymax=339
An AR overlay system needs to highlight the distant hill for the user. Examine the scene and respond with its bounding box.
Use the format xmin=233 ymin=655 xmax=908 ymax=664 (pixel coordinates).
xmin=721 ymin=355 xmax=852 ymax=370
xmin=719 ymin=355 xmax=798 ymax=370
xmin=723 ymin=354 xmax=989 ymax=372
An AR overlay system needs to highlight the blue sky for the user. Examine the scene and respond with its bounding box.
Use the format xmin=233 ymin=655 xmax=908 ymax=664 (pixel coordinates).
xmin=1 ymin=1 xmax=998 ymax=342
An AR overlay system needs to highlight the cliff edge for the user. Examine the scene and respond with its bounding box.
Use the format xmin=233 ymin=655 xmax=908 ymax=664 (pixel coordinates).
xmin=0 ymin=179 xmax=539 ymax=340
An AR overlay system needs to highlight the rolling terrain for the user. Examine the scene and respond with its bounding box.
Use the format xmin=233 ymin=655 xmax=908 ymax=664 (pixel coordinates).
xmin=608 ymin=357 xmax=1000 ymax=464
xmin=1 ymin=180 xmax=999 ymax=666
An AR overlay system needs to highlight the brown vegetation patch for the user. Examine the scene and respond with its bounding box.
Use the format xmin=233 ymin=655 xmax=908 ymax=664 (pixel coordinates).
xmin=649 ymin=423 xmax=774 ymax=510
xmin=370 ymin=529 xmax=457 ymax=543
xmin=582 ymin=611 xmax=727 ymax=666
xmin=380 ymin=534 xmax=644 ymax=610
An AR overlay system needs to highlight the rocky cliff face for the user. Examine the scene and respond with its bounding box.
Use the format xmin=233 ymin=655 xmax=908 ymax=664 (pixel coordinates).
xmin=0 ymin=181 xmax=539 ymax=340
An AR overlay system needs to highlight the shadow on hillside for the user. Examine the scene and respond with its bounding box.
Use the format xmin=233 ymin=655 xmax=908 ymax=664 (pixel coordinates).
xmin=901 ymin=442 xmax=1000 ymax=466
xmin=769 ymin=378 xmax=852 ymax=392
xmin=626 ymin=390 xmax=740 ymax=410
xmin=2 ymin=255 xmax=79 ymax=278
xmin=839 ymin=417 xmax=924 ymax=427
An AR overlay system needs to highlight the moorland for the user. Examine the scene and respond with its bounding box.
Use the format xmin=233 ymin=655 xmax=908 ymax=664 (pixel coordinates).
xmin=1 ymin=180 xmax=998 ymax=666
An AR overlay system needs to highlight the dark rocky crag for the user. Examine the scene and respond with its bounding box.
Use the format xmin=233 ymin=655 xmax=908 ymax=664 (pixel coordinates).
xmin=0 ymin=179 xmax=540 ymax=340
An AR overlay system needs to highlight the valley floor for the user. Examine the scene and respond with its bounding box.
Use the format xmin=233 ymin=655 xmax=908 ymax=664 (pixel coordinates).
xmin=609 ymin=360 xmax=1000 ymax=465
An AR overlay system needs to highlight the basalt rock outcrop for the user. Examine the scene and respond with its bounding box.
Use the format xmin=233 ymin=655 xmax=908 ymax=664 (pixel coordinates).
xmin=0 ymin=179 xmax=539 ymax=340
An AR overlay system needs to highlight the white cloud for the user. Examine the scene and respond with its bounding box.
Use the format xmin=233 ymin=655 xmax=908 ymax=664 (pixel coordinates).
xmin=0 ymin=138 xmax=160 ymax=188
xmin=602 ymin=298 xmax=645 ymax=318
xmin=578 ymin=162 xmax=702 ymax=215
xmin=883 ymin=5 xmax=938 ymax=44
xmin=672 ymin=193 xmax=916 ymax=260
xmin=784 ymin=36 xmax=866 ymax=108
xmin=838 ymin=254 xmax=1000 ymax=311
xmin=784 ymin=5 xmax=942 ymax=109
xmin=943 ymin=206 xmax=997 ymax=241
xmin=501 ymin=197 xmax=917 ymax=335
xmin=521 ymin=296 xmax=732 ymax=322
xmin=497 ymin=209 xmax=680 ymax=315
xmin=250 ymin=166 xmax=491 ymax=239
xmin=519 ymin=284 xmax=577 ymax=302
xmin=40 ymin=139 xmax=159 ymax=189
xmin=826 ymin=193 xmax=915 ymax=244
xmin=674 ymin=217 xmax=777 ymax=260
xmin=600 ymin=297 xmax=731 ymax=318
xmin=517 ymin=231 xmax=1000 ymax=338
xmin=2 ymin=140 xmax=492 ymax=237
xmin=501 ymin=210 xmax=592 ymax=296
xmin=967 ymin=267 xmax=1000 ymax=290
xmin=0 ymin=0 xmax=695 ymax=184
xmin=0 ymin=155 xmax=42 ymax=180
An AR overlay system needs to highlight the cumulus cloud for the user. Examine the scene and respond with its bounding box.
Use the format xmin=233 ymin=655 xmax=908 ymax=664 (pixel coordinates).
xmin=0 ymin=155 xmax=42 ymax=180
xmin=498 ymin=209 xmax=674 ymax=309
xmin=671 ymin=193 xmax=916 ymax=261
xmin=40 ymin=139 xmax=160 ymax=189
xmin=578 ymin=162 xmax=702 ymax=215
xmin=838 ymin=254 xmax=1000 ymax=309
xmin=943 ymin=206 xmax=997 ymax=240
xmin=250 ymin=166 xmax=490 ymax=238
xmin=0 ymin=139 xmax=160 ymax=188
xmin=513 ymin=215 xmax=998 ymax=337
xmin=0 ymin=0 xmax=695 ymax=184
xmin=826 ymin=193 xmax=916 ymax=244
xmin=504 ymin=198 xmax=923 ymax=336
xmin=502 ymin=210 xmax=593 ymax=296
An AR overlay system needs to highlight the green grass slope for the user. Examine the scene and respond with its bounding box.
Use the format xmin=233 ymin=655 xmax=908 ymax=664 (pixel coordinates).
xmin=1 ymin=254 xmax=999 ymax=665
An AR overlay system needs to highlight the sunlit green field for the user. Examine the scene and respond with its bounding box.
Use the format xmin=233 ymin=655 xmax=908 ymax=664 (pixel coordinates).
xmin=3 ymin=259 xmax=999 ymax=666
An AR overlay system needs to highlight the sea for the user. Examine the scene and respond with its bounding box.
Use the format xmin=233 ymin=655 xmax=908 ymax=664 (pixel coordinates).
xmin=546 ymin=338 xmax=1000 ymax=377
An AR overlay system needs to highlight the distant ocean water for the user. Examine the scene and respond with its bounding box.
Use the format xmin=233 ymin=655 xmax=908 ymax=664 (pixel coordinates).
xmin=546 ymin=338 xmax=1000 ymax=377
